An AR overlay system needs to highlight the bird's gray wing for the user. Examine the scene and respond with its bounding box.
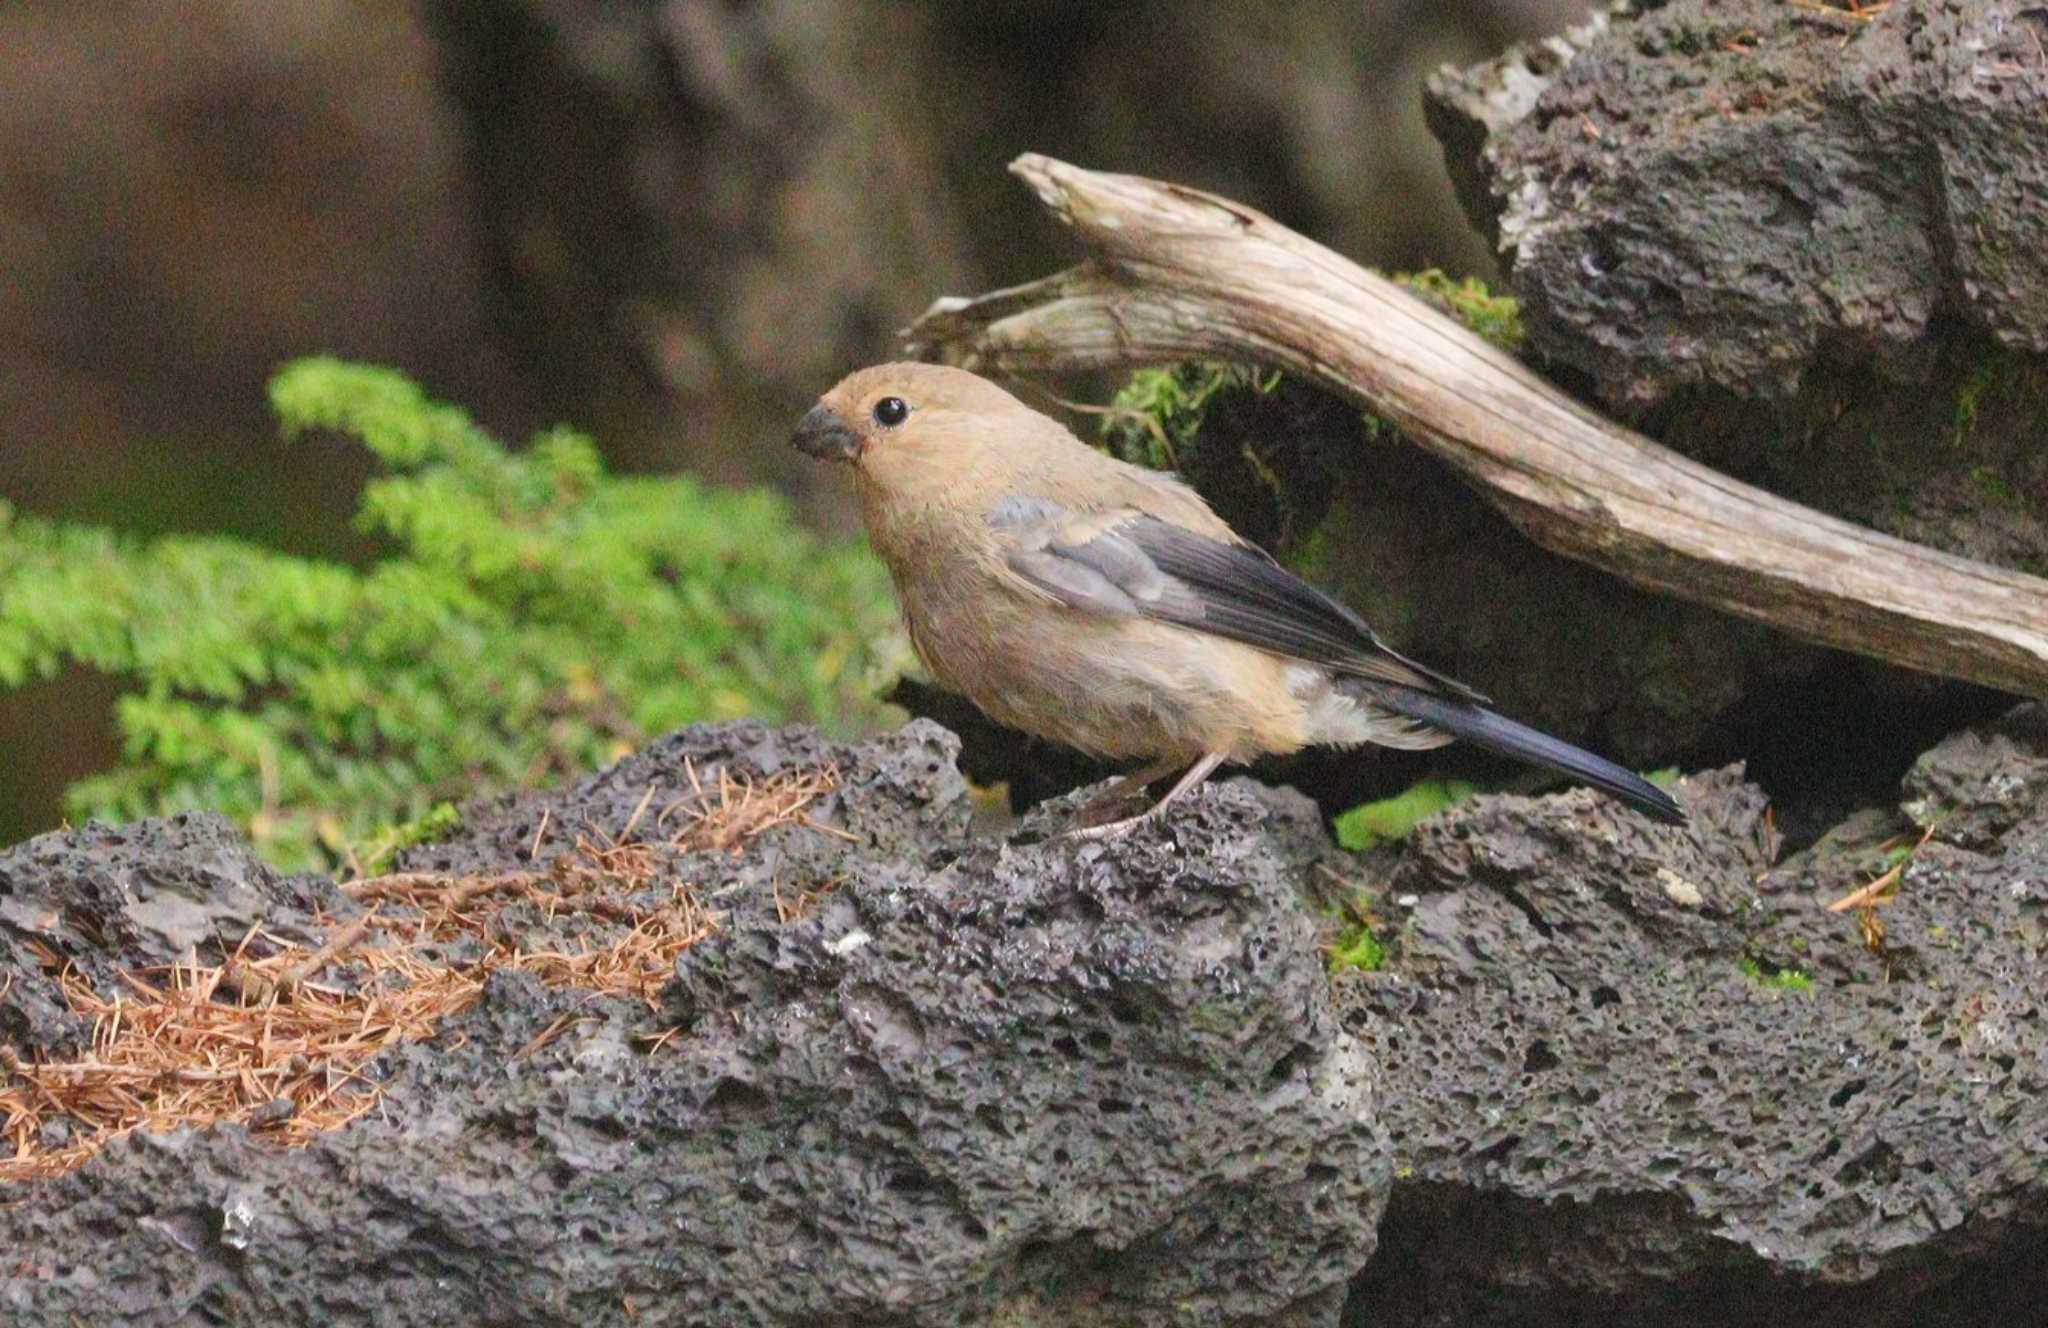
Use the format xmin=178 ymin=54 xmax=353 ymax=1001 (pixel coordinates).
xmin=987 ymin=496 xmax=1488 ymax=703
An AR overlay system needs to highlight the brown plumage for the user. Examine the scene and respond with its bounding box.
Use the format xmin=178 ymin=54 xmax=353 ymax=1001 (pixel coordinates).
xmin=793 ymin=362 xmax=1684 ymax=837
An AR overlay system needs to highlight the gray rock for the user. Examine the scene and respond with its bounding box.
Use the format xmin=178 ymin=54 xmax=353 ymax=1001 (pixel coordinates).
xmin=1 ymin=723 xmax=1384 ymax=1327
xmin=5 ymin=717 xmax=2046 ymax=1325
xmin=1899 ymin=702 xmax=2048 ymax=850
xmin=1427 ymin=0 xmax=2048 ymax=406
xmin=0 ymin=810 xmax=346 ymax=1054
xmin=1343 ymin=753 xmax=2048 ymax=1323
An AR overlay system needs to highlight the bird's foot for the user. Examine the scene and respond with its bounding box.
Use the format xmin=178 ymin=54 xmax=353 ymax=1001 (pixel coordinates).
xmin=1061 ymin=804 xmax=1165 ymax=841
xmin=1060 ymin=751 xmax=1228 ymax=842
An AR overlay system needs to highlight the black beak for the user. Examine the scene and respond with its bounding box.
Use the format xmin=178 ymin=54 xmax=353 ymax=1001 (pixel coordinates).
xmin=791 ymin=404 xmax=861 ymax=462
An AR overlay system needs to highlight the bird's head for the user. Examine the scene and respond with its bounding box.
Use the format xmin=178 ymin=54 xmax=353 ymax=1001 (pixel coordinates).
xmin=791 ymin=362 xmax=1041 ymax=497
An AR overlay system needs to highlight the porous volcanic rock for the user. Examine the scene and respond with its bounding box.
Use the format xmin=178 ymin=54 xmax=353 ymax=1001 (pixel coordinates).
xmin=0 ymin=812 xmax=345 ymax=1055
xmin=0 ymin=721 xmax=1384 ymax=1327
xmin=1343 ymin=723 xmax=2048 ymax=1325
xmin=4 ymin=715 xmax=2046 ymax=1326
xmin=1427 ymin=0 xmax=2048 ymax=407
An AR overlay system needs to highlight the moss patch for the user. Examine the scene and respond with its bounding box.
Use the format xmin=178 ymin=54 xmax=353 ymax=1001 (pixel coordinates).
xmin=1394 ymin=270 xmax=1525 ymax=352
xmin=1333 ymin=778 xmax=1478 ymax=852
xmin=1329 ymin=921 xmax=1387 ymax=974
xmin=1101 ymin=271 xmax=1521 ymax=476
xmin=360 ymin=800 xmax=464 ymax=875
xmin=1100 ymin=361 xmax=1280 ymax=469
xmin=1740 ymin=954 xmax=1814 ymax=994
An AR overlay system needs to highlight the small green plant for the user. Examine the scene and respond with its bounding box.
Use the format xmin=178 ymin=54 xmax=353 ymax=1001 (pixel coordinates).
xmin=1329 ymin=919 xmax=1387 ymax=974
xmin=1394 ymin=270 xmax=1525 ymax=352
xmin=1332 ymin=779 xmax=1478 ymax=852
xmin=0 ymin=359 xmax=901 ymax=868
xmin=1739 ymin=955 xmax=1814 ymax=994
xmin=1099 ymin=361 xmax=1280 ymax=469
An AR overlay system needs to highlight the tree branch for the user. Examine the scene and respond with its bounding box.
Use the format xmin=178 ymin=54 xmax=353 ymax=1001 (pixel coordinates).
xmin=900 ymin=154 xmax=2048 ymax=699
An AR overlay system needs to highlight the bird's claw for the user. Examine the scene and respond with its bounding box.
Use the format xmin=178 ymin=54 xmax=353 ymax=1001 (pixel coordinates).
xmin=1060 ymin=810 xmax=1156 ymax=841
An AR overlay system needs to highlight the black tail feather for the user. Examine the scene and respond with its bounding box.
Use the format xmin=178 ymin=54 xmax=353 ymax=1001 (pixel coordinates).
xmin=1363 ymin=684 xmax=1686 ymax=825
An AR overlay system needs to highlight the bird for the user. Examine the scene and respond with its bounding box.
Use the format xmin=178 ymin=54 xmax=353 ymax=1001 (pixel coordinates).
xmin=791 ymin=362 xmax=1685 ymax=839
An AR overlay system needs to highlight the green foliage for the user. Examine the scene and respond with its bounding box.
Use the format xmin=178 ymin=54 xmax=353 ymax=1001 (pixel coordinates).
xmin=0 ymin=359 xmax=901 ymax=868
xmin=1739 ymin=955 xmax=1814 ymax=994
xmin=1283 ymin=525 xmax=1334 ymax=581
xmin=1328 ymin=919 xmax=1386 ymax=974
xmin=1099 ymin=362 xmax=1279 ymax=469
xmin=1332 ymin=778 xmax=1477 ymax=852
xmin=1394 ymin=270 xmax=1525 ymax=352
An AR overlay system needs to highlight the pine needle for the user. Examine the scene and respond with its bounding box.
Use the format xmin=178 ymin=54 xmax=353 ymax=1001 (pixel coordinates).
xmin=1 ymin=763 xmax=838 ymax=1183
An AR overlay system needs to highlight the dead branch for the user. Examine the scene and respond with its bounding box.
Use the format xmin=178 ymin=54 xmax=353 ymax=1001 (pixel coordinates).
xmin=901 ymin=154 xmax=2048 ymax=699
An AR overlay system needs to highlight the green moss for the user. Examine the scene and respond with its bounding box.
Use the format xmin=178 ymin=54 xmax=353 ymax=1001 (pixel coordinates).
xmin=1102 ymin=274 xmax=1516 ymax=479
xmin=1394 ymin=270 xmax=1525 ymax=352
xmin=0 ymin=359 xmax=900 ymax=868
xmin=1100 ymin=361 xmax=1279 ymax=469
xmin=1329 ymin=920 xmax=1386 ymax=974
xmin=1969 ymin=466 xmax=2021 ymax=507
xmin=1952 ymin=349 xmax=2027 ymax=448
xmin=1740 ymin=954 xmax=1814 ymax=994
xmin=1332 ymin=778 xmax=1477 ymax=851
xmin=1284 ymin=525 xmax=1334 ymax=580
xmin=359 ymin=800 xmax=464 ymax=874
xmin=1278 ymin=498 xmax=1420 ymax=641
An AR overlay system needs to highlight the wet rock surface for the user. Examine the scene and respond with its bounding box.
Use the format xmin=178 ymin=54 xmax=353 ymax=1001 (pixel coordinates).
xmin=0 ymin=721 xmax=1382 ymax=1327
xmin=1427 ymin=0 xmax=2048 ymax=408
xmin=1346 ymin=720 xmax=2048 ymax=1325
xmin=0 ymin=812 xmax=346 ymax=1056
xmin=2 ymin=713 xmax=2045 ymax=1326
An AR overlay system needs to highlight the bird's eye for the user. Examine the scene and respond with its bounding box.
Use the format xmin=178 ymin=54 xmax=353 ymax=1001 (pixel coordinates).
xmin=872 ymin=396 xmax=910 ymax=427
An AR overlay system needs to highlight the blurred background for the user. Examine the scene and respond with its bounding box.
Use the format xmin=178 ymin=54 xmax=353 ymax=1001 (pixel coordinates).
xmin=0 ymin=0 xmax=1594 ymax=845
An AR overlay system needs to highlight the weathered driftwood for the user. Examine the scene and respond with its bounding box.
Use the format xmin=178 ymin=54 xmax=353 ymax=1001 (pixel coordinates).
xmin=900 ymin=154 xmax=2048 ymax=700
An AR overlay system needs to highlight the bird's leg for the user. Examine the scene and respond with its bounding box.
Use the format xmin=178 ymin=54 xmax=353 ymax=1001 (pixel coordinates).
xmin=1073 ymin=756 xmax=1183 ymax=829
xmin=1063 ymin=751 xmax=1229 ymax=841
